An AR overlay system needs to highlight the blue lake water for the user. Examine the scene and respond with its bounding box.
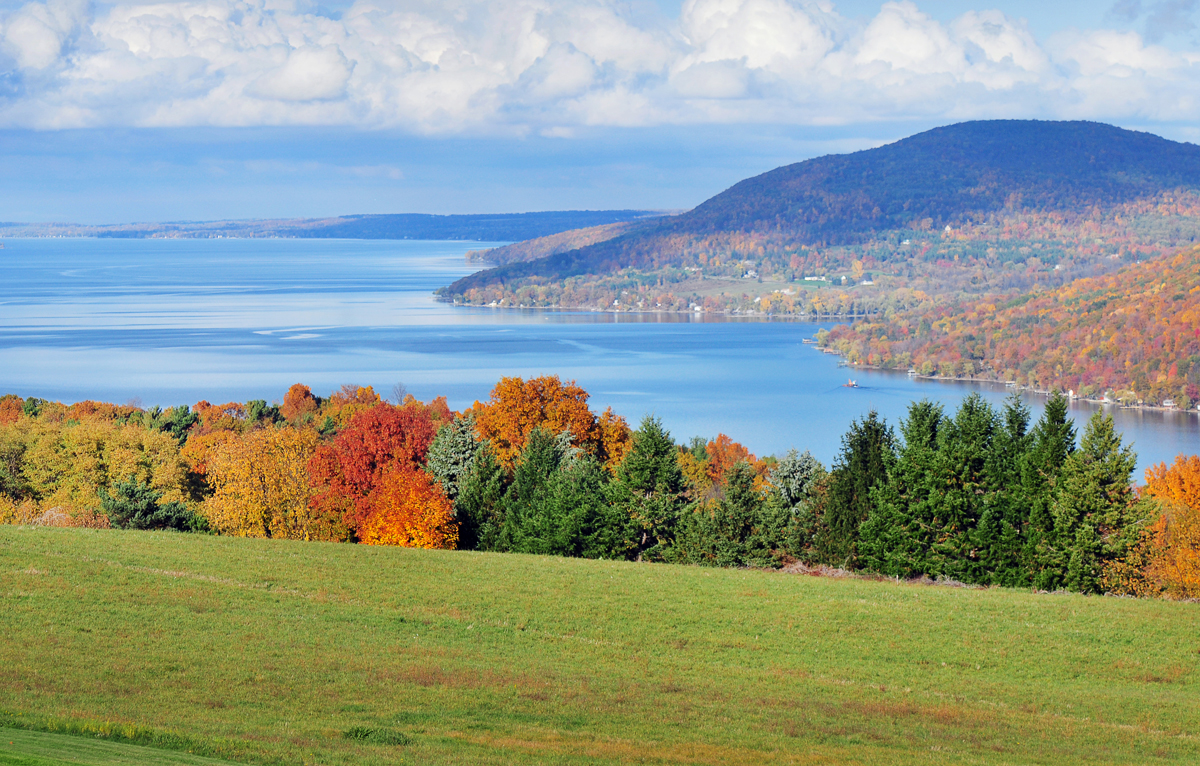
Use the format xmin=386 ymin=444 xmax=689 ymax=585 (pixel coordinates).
xmin=1 ymin=237 xmax=1197 ymax=478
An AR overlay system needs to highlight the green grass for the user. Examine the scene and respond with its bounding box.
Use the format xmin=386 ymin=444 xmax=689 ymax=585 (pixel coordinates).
xmin=0 ymin=729 xmax=240 ymax=766
xmin=1 ymin=527 xmax=1197 ymax=765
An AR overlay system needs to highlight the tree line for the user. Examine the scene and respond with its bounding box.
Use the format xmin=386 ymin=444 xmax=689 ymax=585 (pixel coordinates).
xmin=0 ymin=380 xmax=1196 ymax=598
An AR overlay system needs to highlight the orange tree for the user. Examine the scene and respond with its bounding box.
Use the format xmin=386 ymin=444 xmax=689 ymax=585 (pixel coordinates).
xmin=472 ymin=375 xmax=629 ymax=472
xmin=1105 ymin=455 xmax=1200 ymax=598
xmin=359 ymin=465 xmax=458 ymax=549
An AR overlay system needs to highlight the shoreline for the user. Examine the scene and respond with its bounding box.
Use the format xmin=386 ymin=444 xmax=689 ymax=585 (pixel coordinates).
xmin=444 ymin=299 xmax=1197 ymax=418
xmin=831 ymin=358 xmax=1200 ymax=417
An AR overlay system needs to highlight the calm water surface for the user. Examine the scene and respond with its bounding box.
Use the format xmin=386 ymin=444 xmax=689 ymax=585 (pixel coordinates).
xmin=1 ymin=237 xmax=1196 ymax=477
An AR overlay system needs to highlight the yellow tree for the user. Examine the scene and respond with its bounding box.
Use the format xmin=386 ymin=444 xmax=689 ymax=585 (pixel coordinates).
xmin=202 ymin=427 xmax=345 ymax=540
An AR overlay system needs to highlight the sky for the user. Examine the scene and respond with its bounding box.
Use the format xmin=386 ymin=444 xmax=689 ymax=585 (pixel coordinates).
xmin=0 ymin=0 xmax=1198 ymax=222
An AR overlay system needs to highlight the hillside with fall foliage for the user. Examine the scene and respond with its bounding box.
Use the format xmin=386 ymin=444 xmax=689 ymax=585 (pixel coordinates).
xmin=822 ymin=244 xmax=1200 ymax=407
xmin=443 ymin=120 xmax=1200 ymax=305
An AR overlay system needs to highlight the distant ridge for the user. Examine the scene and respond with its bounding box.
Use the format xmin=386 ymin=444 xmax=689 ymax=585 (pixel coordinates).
xmin=0 ymin=210 xmax=666 ymax=242
xmin=445 ymin=120 xmax=1200 ymax=294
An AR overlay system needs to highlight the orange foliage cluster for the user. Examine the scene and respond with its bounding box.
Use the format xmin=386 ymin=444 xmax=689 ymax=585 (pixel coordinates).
xmin=0 ymin=395 xmax=20 ymax=425
xmin=825 ymin=244 xmax=1200 ymax=406
xmin=1106 ymin=455 xmax=1200 ymax=599
xmin=472 ymin=375 xmax=630 ymax=472
xmin=359 ymin=466 xmax=457 ymax=549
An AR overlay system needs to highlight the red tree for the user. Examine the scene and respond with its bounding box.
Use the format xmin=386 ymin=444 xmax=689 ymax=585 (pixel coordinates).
xmin=307 ymin=404 xmax=438 ymax=532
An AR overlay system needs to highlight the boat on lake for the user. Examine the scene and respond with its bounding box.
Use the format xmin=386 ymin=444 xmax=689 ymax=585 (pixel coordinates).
xmin=843 ymin=379 xmax=858 ymax=388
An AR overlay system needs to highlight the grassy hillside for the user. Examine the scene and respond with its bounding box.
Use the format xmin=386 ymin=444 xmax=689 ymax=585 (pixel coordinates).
xmin=823 ymin=243 xmax=1200 ymax=406
xmin=2 ymin=527 xmax=1198 ymax=765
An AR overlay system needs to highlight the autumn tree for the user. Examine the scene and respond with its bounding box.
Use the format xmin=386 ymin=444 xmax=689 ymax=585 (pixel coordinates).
xmin=472 ymin=375 xmax=600 ymax=471
xmin=307 ymin=403 xmax=439 ymax=533
xmin=203 ymin=427 xmax=346 ymax=540
xmin=280 ymin=384 xmax=319 ymax=421
xmin=359 ymin=465 xmax=458 ymax=549
xmin=1104 ymin=455 xmax=1200 ymax=598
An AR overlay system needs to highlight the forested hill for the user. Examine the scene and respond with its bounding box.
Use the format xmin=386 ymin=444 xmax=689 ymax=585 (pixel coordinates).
xmin=445 ymin=120 xmax=1200 ymax=295
xmin=823 ymin=243 xmax=1200 ymax=407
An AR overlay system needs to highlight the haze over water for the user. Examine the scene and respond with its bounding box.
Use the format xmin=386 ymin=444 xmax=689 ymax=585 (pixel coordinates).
xmin=1 ymin=237 xmax=1196 ymax=477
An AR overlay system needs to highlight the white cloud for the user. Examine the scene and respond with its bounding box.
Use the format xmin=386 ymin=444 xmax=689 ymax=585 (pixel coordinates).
xmin=0 ymin=0 xmax=1198 ymax=131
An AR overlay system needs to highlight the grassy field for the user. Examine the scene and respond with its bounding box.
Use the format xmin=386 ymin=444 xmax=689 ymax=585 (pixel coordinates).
xmin=1 ymin=527 xmax=1197 ymax=765
xmin=0 ymin=728 xmax=242 ymax=766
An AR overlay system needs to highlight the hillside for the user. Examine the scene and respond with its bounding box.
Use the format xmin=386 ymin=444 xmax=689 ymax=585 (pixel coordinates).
xmin=823 ymin=243 xmax=1200 ymax=407
xmin=3 ymin=527 xmax=1198 ymax=765
xmin=443 ymin=121 xmax=1200 ymax=310
xmin=0 ymin=210 xmax=663 ymax=242
xmin=465 ymin=219 xmax=651 ymax=265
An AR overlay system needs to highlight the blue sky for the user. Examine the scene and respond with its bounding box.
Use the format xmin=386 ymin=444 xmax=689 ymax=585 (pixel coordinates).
xmin=0 ymin=0 xmax=1198 ymax=223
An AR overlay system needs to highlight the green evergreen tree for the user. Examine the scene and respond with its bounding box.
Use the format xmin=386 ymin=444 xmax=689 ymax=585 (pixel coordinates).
xmin=971 ymin=394 xmax=1031 ymax=585
xmin=611 ymin=416 xmax=688 ymax=561
xmin=454 ymin=441 xmax=507 ymax=550
xmin=928 ymin=394 xmax=998 ymax=580
xmin=671 ymin=462 xmax=767 ymax=567
xmin=760 ymin=449 xmax=826 ymax=561
xmin=426 ymin=415 xmax=481 ymax=501
xmin=859 ymin=399 xmax=943 ymax=577
xmin=817 ymin=410 xmax=894 ymax=567
xmin=1022 ymin=391 xmax=1077 ymax=589
xmin=99 ymin=476 xmax=205 ymax=531
xmin=1045 ymin=412 xmax=1146 ymax=593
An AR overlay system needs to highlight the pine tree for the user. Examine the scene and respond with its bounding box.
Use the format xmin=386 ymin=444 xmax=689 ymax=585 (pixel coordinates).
xmin=100 ymin=476 xmax=203 ymax=531
xmin=612 ymin=416 xmax=688 ymax=560
xmin=1023 ymin=391 xmax=1077 ymax=589
xmin=818 ymin=410 xmax=894 ymax=567
xmin=1047 ymin=412 xmax=1146 ymax=593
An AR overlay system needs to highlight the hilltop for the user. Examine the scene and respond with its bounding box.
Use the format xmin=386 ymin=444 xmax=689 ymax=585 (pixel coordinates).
xmin=444 ymin=121 xmax=1200 ymax=311
xmin=823 ymin=243 xmax=1200 ymax=407
xmin=3 ymin=527 xmax=1197 ymax=765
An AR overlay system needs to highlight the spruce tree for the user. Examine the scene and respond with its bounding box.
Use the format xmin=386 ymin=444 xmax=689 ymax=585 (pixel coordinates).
xmin=495 ymin=428 xmax=564 ymax=552
xmin=426 ymin=415 xmax=481 ymax=501
xmin=454 ymin=441 xmax=507 ymax=550
xmin=1046 ymin=412 xmax=1145 ymax=593
xmin=760 ymin=449 xmax=826 ymax=561
xmin=818 ymin=411 xmax=894 ymax=567
xmin=612 ymin=416 xmax=688 ymax=560
xmin=859 ymin=400 xmax=943 ymax=577
xmin=929 ymin=394 xmax=998 ymax=580
xmin=671 ymin=461 xmax=767 ymax=567
xmin=971 ymin=394 xmax=1032 ymax=585
xmin=1022 ymin=391 xmax=1077 ymax=589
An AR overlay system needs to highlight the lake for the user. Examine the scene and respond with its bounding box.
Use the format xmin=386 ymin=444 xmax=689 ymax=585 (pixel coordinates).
xmin=1 ymin=237 xmax=1196 ymax=477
